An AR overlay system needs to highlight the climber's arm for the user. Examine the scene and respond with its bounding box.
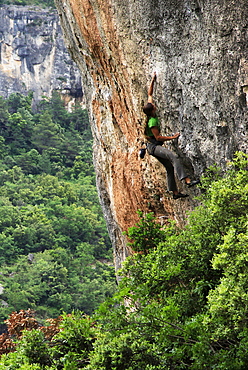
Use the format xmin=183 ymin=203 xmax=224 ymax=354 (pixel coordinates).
xmin=148 ymin=72 xmax=156 ymax=103
xmin=151 ymin=126 xmax=180 ymax=142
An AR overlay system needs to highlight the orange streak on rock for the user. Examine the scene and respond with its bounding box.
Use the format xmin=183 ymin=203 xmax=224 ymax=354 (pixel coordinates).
xmin=67 ymin=0 xmax=178 ymax=253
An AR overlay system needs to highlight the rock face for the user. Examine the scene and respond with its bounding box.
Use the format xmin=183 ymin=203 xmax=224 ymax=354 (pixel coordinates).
xmin=0 ymin=5 xmax=82 ymax=107
xmin=55 ymin=0 xmax=248 ymax=270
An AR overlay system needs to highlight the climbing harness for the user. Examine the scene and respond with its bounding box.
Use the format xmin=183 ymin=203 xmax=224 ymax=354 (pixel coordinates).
xmin=139 ymin=138 xmax=163 ymax=158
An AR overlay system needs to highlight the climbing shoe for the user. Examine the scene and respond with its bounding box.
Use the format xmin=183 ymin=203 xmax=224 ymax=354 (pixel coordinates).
xmin=173 ymin=193 xmax=189 ymax=200
xmin=187 ymin=179 xmax=201 ymax=188
xmin=139 ymin=148 xmax=146 ymax=159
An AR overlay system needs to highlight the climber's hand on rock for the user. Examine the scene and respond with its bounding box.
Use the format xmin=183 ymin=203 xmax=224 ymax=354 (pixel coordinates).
xmin=173 ymin=132 xmax=180 ymax=139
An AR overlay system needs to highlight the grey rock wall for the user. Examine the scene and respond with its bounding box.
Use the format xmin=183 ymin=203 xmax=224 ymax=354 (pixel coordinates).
xmin=0 ymin=5 xmax=82 ymax=107
xmin=55 ymin=0 xmax=248 ymax=269
xmin=113 ymin=0 xmax=248 ymax=170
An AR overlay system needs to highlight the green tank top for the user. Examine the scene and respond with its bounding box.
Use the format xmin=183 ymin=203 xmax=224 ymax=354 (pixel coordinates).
xmin=145 ymin=116 xmax=159 ymax=137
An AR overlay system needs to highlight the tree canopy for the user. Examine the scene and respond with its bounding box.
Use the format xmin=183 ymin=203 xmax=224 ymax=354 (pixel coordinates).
xmin=0 ymin=151 xmax=247 ymax=369
xmin=0 ymin=91 xmax=116 ymax=323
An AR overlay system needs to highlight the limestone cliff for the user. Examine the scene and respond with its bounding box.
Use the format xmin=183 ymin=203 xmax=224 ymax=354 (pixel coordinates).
xmin=0 ymin=5 xmax=82 ymax=107
xmin=55 ymin=0 xmax=248 ymax=270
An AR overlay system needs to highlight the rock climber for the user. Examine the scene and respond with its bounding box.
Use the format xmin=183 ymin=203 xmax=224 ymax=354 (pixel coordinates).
xmin=143 ymin=72 xmax=200 ymax=199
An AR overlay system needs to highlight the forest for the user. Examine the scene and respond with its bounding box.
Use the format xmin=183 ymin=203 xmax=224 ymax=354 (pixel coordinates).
xmin=0 ymin=91 xmax=247 ymax=370
xmin=0 ymin=91 xmax=116 ymax=325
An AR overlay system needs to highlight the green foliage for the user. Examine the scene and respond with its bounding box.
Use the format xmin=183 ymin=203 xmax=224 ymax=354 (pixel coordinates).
xmin=0 ymin=311 xmax=96 ymax=370
xmin=87 ymin=152 xmax=248 ymax=369
xmin=0 ymin=96 xmax=9 ymax=131
xmin=18 ymin=330 xmax=52 ymax=367
xmin=0 ymin=246 xmax=115 ymax=320
xmin=0 ymin=152 xmax=247 ymax=369
xmin=126 ymin=210 xmax=169 ymax=253
xmin=7 ymin=92 xmax=33 ymax=114
xmin=31 ymin=111 xmax=62 ymax=153
xmin=0 ymin=92 xmax=92 ymax=177
xmin=87 ymin=332 xmax=162 ymax=370
xmin=0 ymin=92 xmax=115 ymax=322
xmin=51 ymin=312 xmax=96 ymax=368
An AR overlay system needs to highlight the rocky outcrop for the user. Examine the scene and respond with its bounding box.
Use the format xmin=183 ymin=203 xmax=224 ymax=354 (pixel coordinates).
xmin=0 ymin=5 xmax=82 ymax=107
xmin=55 ymin=0 xmax=248 ymax=270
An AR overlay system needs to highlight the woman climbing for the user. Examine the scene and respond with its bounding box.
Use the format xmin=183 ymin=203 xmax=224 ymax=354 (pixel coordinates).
xmin=143 ymin=72 xmax=200 ymax=199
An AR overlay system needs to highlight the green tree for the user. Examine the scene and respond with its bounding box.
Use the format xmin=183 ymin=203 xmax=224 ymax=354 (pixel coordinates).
xmin=87 ymin=152 xmax=248 ymax=369
xmin=0 ymin=96 xmax=9 ymax=136
xmin=49 ymin=90 xmax=70 ymax=128
xmin=15 ymin=149 xmax=41 ymax=174
xmin=69 ymin=104 xmax=90 ymax=133
xmin=0 ymin=136 xmax=7 ymax=159
xmin=19 ymin=330 xmax=52 ymax=367
xmin=7 ymin=92 xmax=33 ymax=114
xmin=31 ymin=111 xmax=63 ymax=153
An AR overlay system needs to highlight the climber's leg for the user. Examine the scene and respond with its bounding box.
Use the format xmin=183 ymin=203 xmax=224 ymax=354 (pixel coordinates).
xmin=153 ymin=146 xmax=188 ymax=182
xmin=155 ymin=156 xmax=178 ymax=192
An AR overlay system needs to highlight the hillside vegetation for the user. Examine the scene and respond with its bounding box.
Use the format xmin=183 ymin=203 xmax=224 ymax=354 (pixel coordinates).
xmin=0 ymin=92 xmax=116 ymax=323
xmin=0 ymin=149 xmax=247 ymax=368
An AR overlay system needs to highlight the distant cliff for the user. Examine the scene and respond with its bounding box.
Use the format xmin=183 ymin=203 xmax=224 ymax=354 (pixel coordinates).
xmin=0 ymin=5 xmax=82 ymax=107
xmin=55 ymin=0 xmax=248 ymax=270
